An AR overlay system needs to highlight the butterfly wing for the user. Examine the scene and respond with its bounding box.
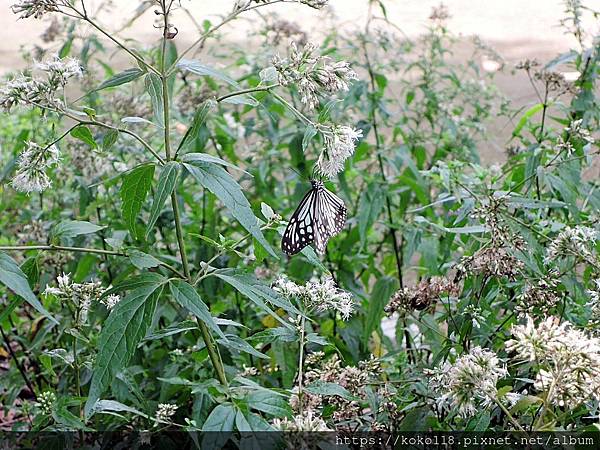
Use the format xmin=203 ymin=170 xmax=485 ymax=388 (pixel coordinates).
xmin=281 ymin=188 xmax=316 ymax=255
xmin=314 ymin=187 xmax=347 ymax=254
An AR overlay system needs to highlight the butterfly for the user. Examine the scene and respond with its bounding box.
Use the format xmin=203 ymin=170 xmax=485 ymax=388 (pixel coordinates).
xmin=281 ymin=180 xmax=347 ymax=255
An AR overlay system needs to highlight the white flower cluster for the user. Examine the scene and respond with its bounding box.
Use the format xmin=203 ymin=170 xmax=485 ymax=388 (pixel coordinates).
xmin=11 ymin=0 xmax=60 ymax=19
xmin=429 ymin=346 xmax=507 ymax=418
xmin=36 ymin=390 xmax=57 ymax=415
xmin=273 ymin=42 xmax=357 ymax=110
xmin=545 ymin=225 xmax=598 ymax=264
xmin=274 ymin=276 xmax=355 ymax=320
xmin=12 ymin=142 xmax=59 ymax=194
xmin=587 ymin=279 xmax=600 ymax=324
xmin=506 ymin=315 xmax=600 ymax=409
xmin=44 ymin=273 xmax=120 ymax=323
xmin=0 ymin=54 xmax=82 ymax=112
xmin=272 ymin=410 xmax=330 ymax=431
xmin=317 ymin=125 xmax=363 ymax=179
xmin=155 ymin=403 xmax=177 ymax=425
xmin=566 ymin=119 xmax=594 ymax=145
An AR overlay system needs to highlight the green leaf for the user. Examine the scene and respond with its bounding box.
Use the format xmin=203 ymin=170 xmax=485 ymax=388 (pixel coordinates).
xmin=202 ymin=404 xmax=235 ymax=448
xmin=169 ymin=280 xmax=225 ymax=339
xmin=128 ymin=249 xmax=161 ymax=269
xmin=213 ymin=270 xmax=300 ymax=326
xmin=302 ymin=125 xmax=317 ymax=152
xmin=177 ymin=100 xmax=216 ymax=152
xmin=120 ymin=164 xmax=155 ymax=240
xmin=183 ymin=161 xmax=276 ymax=258
xmin=144 ymin=73 xmax=164 ymax=128
xmin=102 ymin=129 xmax=119 ymax=151
xmin=85 ymin=276 xmax=165 ymax=417
xmin=0 ymin=253 xmax=57 ymax=324
xmin=178 ymin=59 xmax=239 ymax=87
xmin=96 ymin=68 xmax=145 ymax=91
xmin=143 ymin=320 xmax=197 ymax=341
xmin=92 ymin=399 xmax=149 ymax=419
xmin=53 ymin=220 xmax=105 ymax=240
xmin=182 ymin=152 xmax=246 ymax=173
xmin=70 ymin=125 xmax=97 ymax=148
xmin=364 ymin=276 xmax=397 ymax=343
xmin=512 ymin=103 xmax=544 ymax=137
xmin=305 ymin=381 xmax=357 ymax=400
xmin=358 ymin=184 xmax=385 ymax=243
xmin=247 ymin=390 xmax=291 ymax=417
xmin=218 ymin=334 xmax=269 ymax=359
xmin=145 ymin=161 xmax=180 ymax=239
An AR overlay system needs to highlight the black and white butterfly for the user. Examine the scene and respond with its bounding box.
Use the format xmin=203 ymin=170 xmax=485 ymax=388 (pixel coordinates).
xmin=281 ymin=180 xmax=347 ymax=255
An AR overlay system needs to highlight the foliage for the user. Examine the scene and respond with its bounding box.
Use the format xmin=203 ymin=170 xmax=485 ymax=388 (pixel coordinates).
xmin=0 ymin=0 xmax=600 ymax=437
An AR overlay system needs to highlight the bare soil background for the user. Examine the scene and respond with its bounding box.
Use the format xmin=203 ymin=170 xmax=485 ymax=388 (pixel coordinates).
xmin=0 ymin=0 xmax=597 ymax=161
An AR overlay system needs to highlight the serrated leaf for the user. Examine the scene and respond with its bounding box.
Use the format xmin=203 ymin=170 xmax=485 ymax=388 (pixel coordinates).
xmin=96 ymin=68 xmax=145 ymax=91
xmin=85 ymin=276 xmax=165 ymax=417
xmin=146 ymin=161 xmax=180 ymax=239
xmin=169 ymin=280 xmax=225 ymax=339
xmin=120 ymin=164 xmax=155 ymax=240
xmin=183 ymin=161 xmax=276 ymax=258
xmin=145 ymin=73 xmax=164 ymax=128
xmin=53 ymin=220 xmax=105 ymax=240
xmin=0 ymin=253 xmax=57 ymax=324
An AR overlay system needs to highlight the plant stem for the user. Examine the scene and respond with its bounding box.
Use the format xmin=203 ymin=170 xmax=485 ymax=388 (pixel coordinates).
xmin=492 ymin=395 xmax=526 ymax=432
xmin=297 ymin=315 xmax=306 ymax=415
xmin=216 ymin=84 xmax=279 ymax=103
xmin=159 ymin=1 xmax=228 ymax=387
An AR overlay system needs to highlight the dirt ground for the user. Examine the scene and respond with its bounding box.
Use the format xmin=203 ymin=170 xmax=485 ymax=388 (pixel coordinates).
xmin=0 ymin=0 xmax=597 ymax=161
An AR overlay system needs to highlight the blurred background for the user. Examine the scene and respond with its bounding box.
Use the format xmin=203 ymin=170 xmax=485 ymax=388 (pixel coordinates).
xmin=0 ymin=0 xmax=597 ymax=160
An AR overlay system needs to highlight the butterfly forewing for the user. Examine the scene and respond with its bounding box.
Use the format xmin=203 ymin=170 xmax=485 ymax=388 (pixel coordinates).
xmin=282 ymin=181 xmax=347 ymax=256
xmin=281 ymin=189 xmax=316 ymax=255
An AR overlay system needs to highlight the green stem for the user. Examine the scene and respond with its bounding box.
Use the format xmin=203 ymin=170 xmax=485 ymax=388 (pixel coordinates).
xmin=297 ymin=315 xmax=306 ymax=415
xmin=216 ymin=84 xmax=279 ymax=103
xmin=492 ymin=395 xmax=526 ymax=432
xmin=159 ymin=1 xmax=228 ymax=387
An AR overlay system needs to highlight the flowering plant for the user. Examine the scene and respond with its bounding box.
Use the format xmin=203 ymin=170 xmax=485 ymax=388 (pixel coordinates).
xmin=0 ymin=0 xmax=599 ymax=439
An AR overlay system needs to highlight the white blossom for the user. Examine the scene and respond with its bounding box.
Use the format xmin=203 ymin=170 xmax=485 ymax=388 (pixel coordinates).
xmin=317 ymin=125 xmax=363 ymax=179
xmin=274 ymin=276 xmax=355 ymax=320
xmin=11 ymin=142 xmax=59 ymax=194
xmin=11 ymin=0 xmax=59 ymax=19
xmin=429 ymin=346 xmax=507 ymax=418
xmin=507 ymin=315 xmax=600 ymax=408
xmin=155 ymin=403 xmax=177 ymax=425
xmin=44 ymin=273 xmax=108 ymax=324
xmin=545 ymin=226 xmax=598 ymax=263
xmin=273 ymin=42 xmax=357 ymax=109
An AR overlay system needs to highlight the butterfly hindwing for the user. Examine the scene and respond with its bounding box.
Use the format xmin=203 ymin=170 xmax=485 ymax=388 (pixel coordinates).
xmin=282 ymin=180 xmax=347 ymax=256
